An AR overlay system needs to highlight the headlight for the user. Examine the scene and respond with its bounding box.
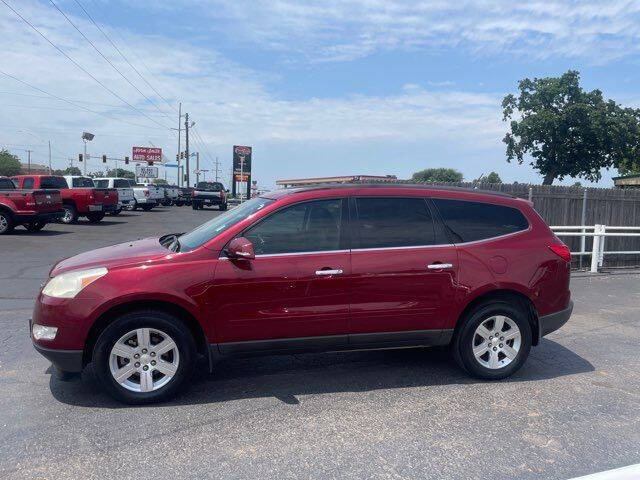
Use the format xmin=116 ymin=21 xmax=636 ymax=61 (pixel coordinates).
xmin=42 ymin=267 xmax=108 ymax=298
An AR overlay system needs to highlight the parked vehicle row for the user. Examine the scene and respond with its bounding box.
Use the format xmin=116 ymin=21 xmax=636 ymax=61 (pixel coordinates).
xmin=0 ymin=176 xmax=63 ymax=234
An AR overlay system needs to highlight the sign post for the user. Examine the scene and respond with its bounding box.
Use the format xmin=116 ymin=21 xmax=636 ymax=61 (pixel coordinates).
xmin=232 ymin=146 xmax=252 ymax=201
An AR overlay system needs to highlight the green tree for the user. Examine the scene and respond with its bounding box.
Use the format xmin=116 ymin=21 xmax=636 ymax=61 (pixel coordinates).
xmin=474 ymin=171 xmax=502 ymax=184
xmin=152 ymin=178 xmax=168 ymax=184
xmin=0 ymin=149 xmax=21 ymax=176
xmin=412 ymin=167 xmax=463 ymax=183
xmin=502 ymin=70 xmax=640 ymax=185
xmin=106 ymin=168 xmax=135 ymax=179
xmin=52 ymin=166 xmax=82 ymax=176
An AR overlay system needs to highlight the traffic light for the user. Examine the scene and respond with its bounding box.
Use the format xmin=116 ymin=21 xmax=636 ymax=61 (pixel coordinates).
xmin=180 ymin=152 xmax=184 ymax=159
xmin=78 ymin=153 xmax=83 ymax=162
xmin=102 ymin=154 xmax=107 ymax=163
xmin=125 ymin=156 xmax=129 ymax=165
xmin=176 ymin=154 xmax=179 ymax=161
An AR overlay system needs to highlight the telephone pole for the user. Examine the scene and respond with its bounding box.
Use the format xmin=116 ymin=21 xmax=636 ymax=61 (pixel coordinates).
xmin=195 ymin=152 xmax=200 ymax=185
xmin=26 ymin=149 xmax=32 ymax=173
xmin=48 ymin=141 xmax=52 ymax=173
xmin=214 ymin=156 xmax=220 ymax=182
xmin=184 ymin=112 xmax=190 ymax=187
xmin=176 ymin=102 xmax=182 ymax=186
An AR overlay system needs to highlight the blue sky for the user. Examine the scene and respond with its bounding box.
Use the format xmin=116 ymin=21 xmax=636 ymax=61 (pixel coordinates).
xmin=2 ymin=0 xmax=640 ymax=187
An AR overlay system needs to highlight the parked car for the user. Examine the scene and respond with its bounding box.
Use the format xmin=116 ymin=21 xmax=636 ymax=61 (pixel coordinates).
xmin=93 ymin=178 xmax=135 ymax=215
xmin=30 ymin=184 xmax=572 ymax=404
xmin=192 ymin=181 xmax=227 ymax=210
xmin=0 ymin=176 xmax=63 ymax=234
xmin=12 ymin=175 xmax=117 ymax=224
xmin=175 ymin=187 xmax=193 ymax=206
xmin=127 ymin=180 xmax=163 ymax=211
xmin=156 ymin=184 xmax=179 ymax=206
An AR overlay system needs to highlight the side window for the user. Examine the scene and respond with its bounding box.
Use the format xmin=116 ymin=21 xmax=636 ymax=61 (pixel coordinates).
xmin=244 ymin=199 xmax=343 ymax=255
xmin=94 ymin=180 xmax=108 ymax=188
xmin=433 ymin=199 xmax=529 ymax=243
xmin=22 ymin=177 xmax=34 ymax=189
xmin=353 ymin=197 xmax=435 ymax=249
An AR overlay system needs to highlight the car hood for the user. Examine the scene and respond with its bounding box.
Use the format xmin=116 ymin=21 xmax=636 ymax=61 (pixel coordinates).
xmin=50 ymin=237 xmax=168 ymax=277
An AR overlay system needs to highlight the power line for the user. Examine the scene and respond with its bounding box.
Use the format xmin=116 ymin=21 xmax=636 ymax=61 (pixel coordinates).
xmin=0 ymin=69 xmax=167 ymax=131
xmin=1 ymin=0 xmax=173 ymax=130
xmin=74 ymin=0 xmax=179 ymax=114
xmin=47 ymin=0 xmax=174 ymax=122
xmin=0 ymin=90 xmax=168 ymax=111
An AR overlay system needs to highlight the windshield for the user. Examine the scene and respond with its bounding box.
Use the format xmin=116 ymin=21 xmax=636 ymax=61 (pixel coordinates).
xmin=72 ymin=177 xmax=95 ymax=187
xmin=197 ymin=182 xmax=223 ymax=191
xmin=179 ymin=197 xmax=273 ymax=251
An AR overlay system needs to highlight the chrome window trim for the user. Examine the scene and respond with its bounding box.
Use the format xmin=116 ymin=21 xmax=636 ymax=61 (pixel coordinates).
xmin=220 ymin=249 xmax=350 ymax=259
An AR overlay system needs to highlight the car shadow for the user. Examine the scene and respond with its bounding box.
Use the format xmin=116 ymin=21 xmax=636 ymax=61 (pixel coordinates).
xmin=49 ymin=339 xmax=594 ymax=409
xmin=9 ymin=229 xmax=72 ymax=236
xmin=71 ymin=220 xmax=127 ymax=226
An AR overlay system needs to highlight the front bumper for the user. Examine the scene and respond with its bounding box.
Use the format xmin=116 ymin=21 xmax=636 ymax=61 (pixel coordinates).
xmin=32 ymin=342 xmax=83 ymax=372
xmin=15 ymin=210 xmax=64 ymax=223
xmin=539 ymin=300 xmax=573 ymax=338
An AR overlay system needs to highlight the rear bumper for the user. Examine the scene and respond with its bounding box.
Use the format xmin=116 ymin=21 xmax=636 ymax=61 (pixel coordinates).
xmin=32 ymin=342 xmax=83 ymax=373
xmin=193 ymin=196 xmax=224 ymax=205
xmin=539 ymin=300 xmax=573 ymax=338
xmin=15 ymin=210 xmax=64 ymax=223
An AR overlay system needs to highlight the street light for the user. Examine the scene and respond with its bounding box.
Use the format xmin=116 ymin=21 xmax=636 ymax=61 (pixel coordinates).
xmin=81 ymin=132 xmax=94 ymax=175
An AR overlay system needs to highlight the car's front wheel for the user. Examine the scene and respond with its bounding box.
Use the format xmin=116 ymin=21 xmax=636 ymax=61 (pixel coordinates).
xmin=0 ymin=210 xmax=14 ymax=234
xmin=453 ymin=301 xmax=532 ymax=380
xmin=92 ymin=311 xmax=196 ymax=404
xmin=25 ymin=221 xmax=46 ymax=232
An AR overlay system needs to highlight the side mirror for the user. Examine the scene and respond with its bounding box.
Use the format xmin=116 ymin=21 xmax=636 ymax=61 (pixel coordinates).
xmin=227 ymin=237 xmax=255 ymax=260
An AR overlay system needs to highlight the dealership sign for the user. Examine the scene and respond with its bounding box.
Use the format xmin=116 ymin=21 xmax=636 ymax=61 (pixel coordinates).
xmin=132 ymin=146 xmax=162 ymax=163
xmin=232 ymin=145 xmax=252 ymax=198
xmin=135 ymin=164 xmax=158 ymax=178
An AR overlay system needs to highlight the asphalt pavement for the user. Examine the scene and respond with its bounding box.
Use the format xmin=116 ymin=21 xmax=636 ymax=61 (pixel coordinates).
xmin=1 ymin=206 xmax=639 ymax=479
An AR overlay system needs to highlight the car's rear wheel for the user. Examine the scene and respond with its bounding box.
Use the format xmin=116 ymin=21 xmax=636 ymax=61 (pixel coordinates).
xmin=453 ymin=301 xmax=532 ymax=380
xmin=141 ymin=204 xmax=154 ymax=211
xmin=25 ymin=221 xmax=46 ymax=232
xmin=87 ymin=212 xmax=105 ymax=223
xmin=110 ymin=208 xmax=122 ymax=216
xmin=92 ymin=311 xmax=196 ymax=404
xmin=0 ymin=210 xmax=14 ymax=234
xmin=60 ymin=204 xmax=78 ymax=224
xmin=219 ymin=203 xmax=227 ymax=211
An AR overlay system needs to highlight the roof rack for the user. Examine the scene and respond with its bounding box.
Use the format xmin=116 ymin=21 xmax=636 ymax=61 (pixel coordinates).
xmin=282 ymin=182 xmax=516 ymax=198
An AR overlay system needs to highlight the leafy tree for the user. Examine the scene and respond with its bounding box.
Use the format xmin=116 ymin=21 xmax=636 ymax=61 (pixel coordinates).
xmin=152 ymin=178 xmax=168 ymax=184
xmin=52 ymin=166 xmax=82 ymax=176
xmin=89 ymin=171 xmax=104 ymax=178
xmin=0 ymin=149 xmax=21 ymax=176
xmin=502 ymin=70 xmax=640 ymax=185
xmin=106 ymin=168 xmax=135 ymax=179
xmin=412 ymin=167 xmax=463 ymax=183
xmin=474 ymin=171 xmax=502 ymax=184
xmin=572 ymin=181 xmax=582 ymax=187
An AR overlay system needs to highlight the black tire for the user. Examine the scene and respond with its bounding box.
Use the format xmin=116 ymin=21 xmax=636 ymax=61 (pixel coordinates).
xmin=60 ymin=204 xmax=78 ymax=224
xmin=92 ymin=310 xmax=197 ymax=404
xmin=141 ymin=204 xmax=154 ymax=211
xmin=131 ymin=201 xmax=139 ymax=211
xmin=452 ymin=300 xmax=532 ymax=380
xmin=25 ymin=221 xmax=46 ymax=232
xmin=87 ymin=212 xmax=105 ymax=223
xmin=110 ymin=208 xmax=122 ymax=216
xmin=219 ymin=203 xmax=227 ymax=211
xmin=192 ymin=202 xmax=199 ymax=210
xmin=0 ymin=210 xmax=14 ymax=234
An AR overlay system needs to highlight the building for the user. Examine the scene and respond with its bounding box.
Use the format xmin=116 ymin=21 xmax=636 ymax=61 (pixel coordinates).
xmin=276 ymin=175 xmax=398 ymax=188
xmin=19 ymin=162 xmax=50 ymax=175
xmin=612 ymin=174 xmax=640 ymax=188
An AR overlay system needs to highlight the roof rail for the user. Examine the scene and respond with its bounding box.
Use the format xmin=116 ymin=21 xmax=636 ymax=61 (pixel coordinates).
xmin=282 ymin=182 xmax=516 ymax=198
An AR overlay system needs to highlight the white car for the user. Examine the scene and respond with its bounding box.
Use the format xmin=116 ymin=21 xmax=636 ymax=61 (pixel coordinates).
xmin=127 ymin=180 xmax=163 ymax=211
xmin=94 ymin=178 xmax=135 ymax=215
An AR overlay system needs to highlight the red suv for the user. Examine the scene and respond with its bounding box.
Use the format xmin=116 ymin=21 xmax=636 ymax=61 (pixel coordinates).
xmin=31 ymin=184 xmax=572 ymax=404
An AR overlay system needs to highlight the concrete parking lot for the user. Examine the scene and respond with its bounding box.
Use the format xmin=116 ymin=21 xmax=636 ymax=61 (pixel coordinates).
xmin=1 ymin=207 xmax=639 ymax=479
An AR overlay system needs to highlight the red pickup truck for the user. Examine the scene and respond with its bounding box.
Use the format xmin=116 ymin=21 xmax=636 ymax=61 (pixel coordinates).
xmin=12 ymin=175 xmax=118 ymax=224
xmin=0 ymin=176 xmax=63 ymax=234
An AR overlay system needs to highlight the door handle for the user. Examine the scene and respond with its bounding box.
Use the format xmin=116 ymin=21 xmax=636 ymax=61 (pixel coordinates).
xmin=427 ymin=263 xmax=453 ymax=270
xmin=315 ymin=269 xmax=343 ymax=276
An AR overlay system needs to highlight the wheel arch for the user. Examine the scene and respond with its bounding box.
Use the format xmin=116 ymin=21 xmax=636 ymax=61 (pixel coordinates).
xmin=83 ymin=300 xmax=209 ymax=368
xmin=452 ymin=289 xmax=540 ymax=346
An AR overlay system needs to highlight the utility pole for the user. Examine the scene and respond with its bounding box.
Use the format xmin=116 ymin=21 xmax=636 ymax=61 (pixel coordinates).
xmin=214 ymin=156 xmax=220 ymax=182
xmin=195 ymin=152 xmax=200 ymax=185
xmin=83 ymin=140 xmax=87 ymax=175
xmin=48 ymin=141 xmax=52 ymax=173
xmin=184 ymin=112 xmax=190 ymax=187
xmin=177 ymin=102 xmax=182 ymax=186
xmin=26 ymin=149 xmax=32 ymax=173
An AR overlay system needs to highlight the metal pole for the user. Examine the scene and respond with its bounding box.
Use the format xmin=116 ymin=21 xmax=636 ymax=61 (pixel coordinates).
xmin=240 ymin=156 xmax=244 ymax=202
xmin=215 ymin=156 xmax=220 ymax=182
xmin=580 ymin=188 xmax=587 ymax=270
xmin=83 ymin=139 xmax=87 ymax=175
xmin=185 ymin=113 xmax=190 ymax=187
xmin=27 ymin=149 xmax=31 ymax=173
xmin=196 ymin=152 xmax=200 ymax=185
xmin=48 ymin=141 xmax=52 ymax=173
xmin=590 ymin=224 xmax=601 ymax=273
xmin=528 ymin=186 xmax=533 ymax=202
xmin=177 ymin=102 xmax=182 ymax=187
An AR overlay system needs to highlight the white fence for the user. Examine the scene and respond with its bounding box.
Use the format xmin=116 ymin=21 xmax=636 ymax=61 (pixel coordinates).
xmin=550 ymin=225 xmax=640 ymax=273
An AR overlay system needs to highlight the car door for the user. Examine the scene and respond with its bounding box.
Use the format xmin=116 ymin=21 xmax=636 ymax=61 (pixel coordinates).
xmin=348 ymin=196 xmax=458 ymax=347
xmin=211 ymin=198 xmax=351 ymax=354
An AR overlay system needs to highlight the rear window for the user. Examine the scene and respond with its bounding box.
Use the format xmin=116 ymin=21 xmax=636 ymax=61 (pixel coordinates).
xmin=197 ymin=182 xmax=223 ymax=191
xmin=433 ymin=199 xmax=529 ymax=243
xmin=94 ymin=180 xmax=108 ymax=188
xmin=40 ymin=177 xmax=68 ymax=189
xmin=0 ymin=178 xmax=15 ymax=189
xmin=114 ymin=179 xmax=130 ymax=188
xmin=72 ymin=177 xmax=95 ymax=187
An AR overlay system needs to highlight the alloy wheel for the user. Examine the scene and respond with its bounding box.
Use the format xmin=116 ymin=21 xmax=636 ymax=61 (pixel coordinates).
xmin=0 ymin=214 xmax=8 ymax=233
xmin=108 ymin=328 xmax=180 ymax=393
xmin=471 ymin=315 xmax=521 ymax=369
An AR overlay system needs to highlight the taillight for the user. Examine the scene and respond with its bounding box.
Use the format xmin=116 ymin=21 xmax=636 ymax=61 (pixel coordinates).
xmin=549 ymin=244 xmax=571 ymax=262
xmin=144 ymin=189 xmax=149 ymax=197
xmin=220 ymin=190 xmax=226 ymax=199
xmin=190 ymin=190 xmax=195 ymax=197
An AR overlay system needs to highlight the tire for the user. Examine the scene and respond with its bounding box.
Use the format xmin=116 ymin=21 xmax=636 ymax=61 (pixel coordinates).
xmin=25 ymin=221 xmax=46 ymax=232
xmin=452 ymin=300 xmax=532 ymax=380
xmin=219 ymin=203 xmax=227 ymax=211
xmin=87 ymin=212 xmax=105 ymax=223
xmin=0 ymin=210 xmax=14 ymax=234
xmin=92 ymin=310 xmax=197 ymax=404
xmin=192 ymin=202 xmax=199 ymax=210
xmin=141 ymin=204 xmax=154 ymax=211
xmin=60 ymin=204 xmax=78 ymax=224
xmin=110 ymin=208 xmax=122 ymax=216
xmin=131 ymin=201 xmax=139 ymax=211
